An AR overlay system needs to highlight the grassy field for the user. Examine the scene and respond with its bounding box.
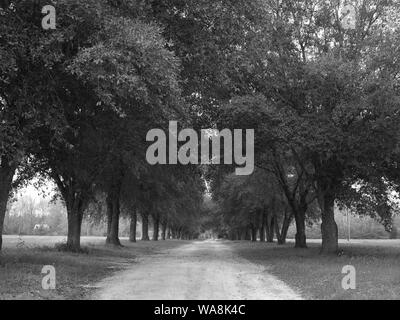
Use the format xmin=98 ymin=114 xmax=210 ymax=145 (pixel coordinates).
xmin=1 ymin=236 xmax=399 ymax=300
xmin=0 ymin=236 xmax=188 ymax=300
xmin=233 ymin=239 xmax=400 ymax=300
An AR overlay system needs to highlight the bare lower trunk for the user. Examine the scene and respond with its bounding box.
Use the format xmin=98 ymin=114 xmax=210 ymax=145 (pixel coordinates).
xmin=171 ymin=227 xmax=176 ymax=239
xmin=66 ymin=199 xmax=85 ymax=252
xmin=278 ymin=212 xmax=293 ymax=245
xmin=274 ymin=217 xmax=281 ymax=242
xmin=54 ymin=175 xmax=88 ymax=252
xmin=141 ymin=212 xmax=150 ymax=241
xmin=294 ymin=208 xmax=307 ymax=248
xmin=251 ymin=226 xmax=257 ymax=242
xmin=0 ymin=159 xmax=16 ymax=251
xmin=167 ymin=227 xmax=171 ymax=239
xmin=106 ymin=207 xmax=111 ymax=241
xmin=259 ymin=213 xmax=266 ymax=242
xmin=161 ymin=222 xmax=167 ymax=240
xmin=129 ymin=207 xmax=137 ymax=242
xmin=106 ymin=184 xmax=122 ymax=246
xmin=320 ymin=193 xmax=339 ymax=254
xmin=266 ymin=214 xmax=274 ymax=242
xmin=153 ymin=214 xmax=159 ymax=241
xmin=67 ymin=210 xmax=82 ymax=251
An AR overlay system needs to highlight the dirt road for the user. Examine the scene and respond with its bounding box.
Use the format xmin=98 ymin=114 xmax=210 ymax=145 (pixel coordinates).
xmin=93 ymin=240 xmax=302 ymax=300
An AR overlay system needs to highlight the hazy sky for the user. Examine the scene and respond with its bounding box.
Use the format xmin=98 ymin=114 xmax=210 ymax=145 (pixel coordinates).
xmin=15 ymin=180 xmax=56 ymax=204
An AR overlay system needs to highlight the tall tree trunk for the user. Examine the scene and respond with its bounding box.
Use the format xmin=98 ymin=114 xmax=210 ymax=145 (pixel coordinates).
xmin=320 ymin=192 xmax=339 ymax=254
xmin=106 ymin=206 xmax=112 ymax=240
xmin=171 ymin=227 xmax=176 ymax=239
xmin=54 ymin=175 xmax=89 ymax=252
xmin=0 ymin=159 xmax=16 ymax=251
xmin=294 ymin=208 xmax=307 ymax=248
xmin=141 ymin=212 xmax=150 ymax=241
xmin=106 ymin=181 xmax=122 ymax=246
xmin=161 ymin=221 xmax=167 ymax=240
xmin=66 ymin=196 xmax=85 ymax=252
xmin=251 ymin=226 xmax=257 ymax=242
xmin=259 ymin=213 xmax=266 ymax=242
xmin=152 ymin=214 xmax=159 ymax=241
xmin=274 ymin=217 xmax=281 ymax=243
xmin=67 ymin=208 xmax=82 ymax=251
xmin=167 ymin=227 xmax=171 ymax=239
xmin=278 ymin=212 xmax=293 ymax=245
xmin=129 ymin=207 xmax=137 ymax=242
xmin=266 ymin=214 xmax=275 ymax=242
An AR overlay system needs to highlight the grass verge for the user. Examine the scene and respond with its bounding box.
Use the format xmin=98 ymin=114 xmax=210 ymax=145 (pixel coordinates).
xmin=0 ymin=236 xmax=187 ymax=300
xmin=233 ymin=239 xmax=400 ymax=300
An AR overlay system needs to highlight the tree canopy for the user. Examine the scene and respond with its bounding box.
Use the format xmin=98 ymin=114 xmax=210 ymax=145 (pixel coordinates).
xmin=1 ymin=0 xmax=400 ymax=255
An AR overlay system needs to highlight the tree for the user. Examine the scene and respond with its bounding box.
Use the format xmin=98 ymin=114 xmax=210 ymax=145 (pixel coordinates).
xmin=212 ymin=166 xmax=294 ymax=243
xmin=0 ymin=0 xmax=66 ymax=249
xmin=23 ymin=1 xmax=183 ymax=251
xmin=214 ymin=0 xmax=400 ymax=254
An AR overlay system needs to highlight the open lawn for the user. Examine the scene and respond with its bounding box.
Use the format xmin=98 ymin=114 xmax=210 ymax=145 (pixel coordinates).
xmin=0 ymin=236 xmax=399 ymax=300
xmin=233 ymin=239 xmax=400 ymax=300
xmin=0 ymin=236 xmax=188 ymax=300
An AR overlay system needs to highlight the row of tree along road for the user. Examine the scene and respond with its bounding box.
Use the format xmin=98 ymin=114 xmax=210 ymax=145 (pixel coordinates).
xmin=1 ymin=0 xmax=400 ymax=254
